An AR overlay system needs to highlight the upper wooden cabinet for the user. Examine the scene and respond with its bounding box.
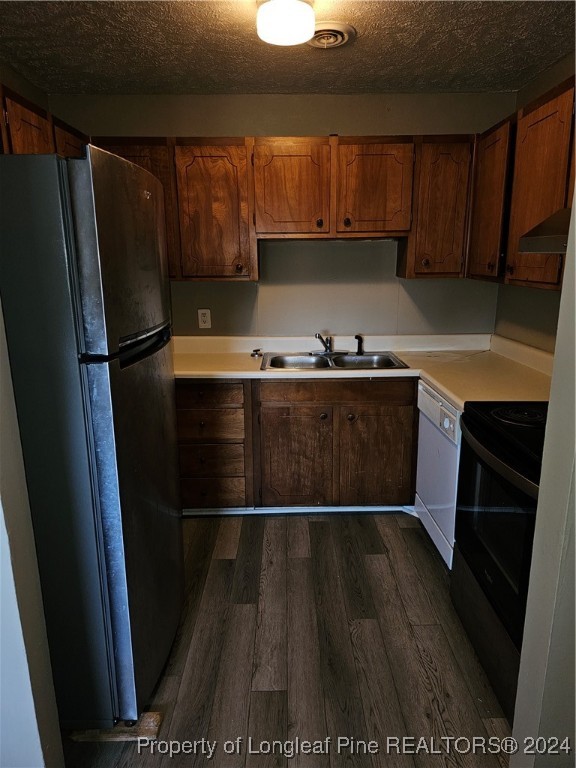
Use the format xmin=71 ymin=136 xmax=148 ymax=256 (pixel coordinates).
xmin=53 ymin=118 xmax=88 ymax=158
xmin=2 ymin=88 xmax=54 ymax=154
xmin=92 ymin=138 xmax=182 ymax=279
xmin=253 ymin=137 xmax=331 ymax=234
xmin=397 ymin=139 xmax=472 ymax=278
xmin=505 ymin=84 xmax=574 ymax=289
xmin=336 ymin=139 xmax=414 ymax=233
xmin=174 ymin=140 xmax=256 ymax=280
xmin=467 ymin=120 xmax=513 ymax=281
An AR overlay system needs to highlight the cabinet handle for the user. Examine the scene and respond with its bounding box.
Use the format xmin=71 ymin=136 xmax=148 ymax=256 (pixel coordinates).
xmin=421 ymin=258 xmax=431 ymax=267
xmin=235 ymin=263 xmax=244 ymax=273
xmin=506 ymin=264 xmax=515 ymax=275
xmin=316 ymin=218 xmax=324 ymax=228
xmin=199 ymin=457 xmax=206 ymax=464
xmin=487 ymin=262 xmax=494 ymax=272
xmin=343 ymin=217 xmax=352 ymax=227
xmin=199 ymin=421 xmax=206 ymax=428
xmin=347 ymin=413 xmax=355 ymax=422
xmin=320 ymin=412 xmax=328 ymax=420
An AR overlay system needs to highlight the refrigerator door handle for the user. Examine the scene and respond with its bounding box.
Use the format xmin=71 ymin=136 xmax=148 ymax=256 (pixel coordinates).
xmin=118 ymin=326 xmax=171 ymax=369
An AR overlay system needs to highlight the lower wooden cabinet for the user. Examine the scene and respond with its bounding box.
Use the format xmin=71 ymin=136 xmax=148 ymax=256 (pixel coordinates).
xmin=175 ymin=380 xmax=252 ymax=509
xmin=254 ymin=379 xmax=417 ymax=507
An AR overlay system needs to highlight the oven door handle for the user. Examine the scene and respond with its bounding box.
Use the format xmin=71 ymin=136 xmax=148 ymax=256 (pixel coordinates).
xmin=461 ymin=421 xmax=539 ymax=500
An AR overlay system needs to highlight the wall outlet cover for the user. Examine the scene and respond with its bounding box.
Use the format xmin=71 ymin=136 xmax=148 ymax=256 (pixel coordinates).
xmin=198 ymin=309 xmax=212 ymax=329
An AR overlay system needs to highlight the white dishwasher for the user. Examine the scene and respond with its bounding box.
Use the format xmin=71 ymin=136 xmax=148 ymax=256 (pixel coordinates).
xmin=415 ymin=382 xmax=462 ymax=568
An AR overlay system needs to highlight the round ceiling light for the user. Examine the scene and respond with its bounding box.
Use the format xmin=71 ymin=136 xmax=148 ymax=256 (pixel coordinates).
xmin=307 ymin=21 xmax=357 ymax=49
xmin=256 ymin=0 xmax=316 ymax=46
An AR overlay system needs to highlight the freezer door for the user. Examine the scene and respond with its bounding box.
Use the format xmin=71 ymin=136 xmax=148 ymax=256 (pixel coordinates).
xmin=86 ymin=337 xmax=183 ymax=720
xmin=68 ymin=145 xmax=171 ymax=357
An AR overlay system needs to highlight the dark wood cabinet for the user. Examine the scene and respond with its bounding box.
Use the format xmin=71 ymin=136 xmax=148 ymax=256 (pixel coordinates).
xmin=2 ymin=89 xmax=54 ymax=154
xmin=174 ymin=140 xmax=256 ymax=279
xmin=93 ymin=138 xmax=182 ymax=279
xmin=255 ymin=379 xmax=417 ymax=507
xmin=53 ymin=118 xmax=88 ymax=158
xmin=253 ymin=137 xmax=331 ymax=234
xmin=336 ymin=139 xmax=414 ymax=233
xmin=175 ymin=380 xmax=252 ymax=509
xmin=467 ymin=120 xmax=513 ymax=281
xmin=505 ymin=84 xmax=574 ymax=289
xmin=397 ymin=138 xmax=472 ymax=278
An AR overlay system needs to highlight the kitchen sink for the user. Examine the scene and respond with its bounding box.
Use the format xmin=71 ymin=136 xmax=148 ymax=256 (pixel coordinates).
xmin=260 ymin=352 xmax=408 ymax=370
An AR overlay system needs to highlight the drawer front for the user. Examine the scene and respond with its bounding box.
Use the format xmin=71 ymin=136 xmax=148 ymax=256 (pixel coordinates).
xmin=180 ymin=477 xmax=246 ymax=508
xmin=259 ymin=379 xmax=416 ymax=405
xmin=175 ymin=381 xmax=244 ymax=408
xmin=177 ymin=409 xmax=245 ymax=441
xmin=179 ymin=444 xmax=245 ymax=477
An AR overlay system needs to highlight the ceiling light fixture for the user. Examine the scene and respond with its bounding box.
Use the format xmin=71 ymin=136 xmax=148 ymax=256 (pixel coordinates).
xmin=256 ymin=0 xmax=315 ymax=46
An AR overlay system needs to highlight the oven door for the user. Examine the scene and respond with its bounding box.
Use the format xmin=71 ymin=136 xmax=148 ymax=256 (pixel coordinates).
xmin=455 ymin=418 xmax=537 ymax=649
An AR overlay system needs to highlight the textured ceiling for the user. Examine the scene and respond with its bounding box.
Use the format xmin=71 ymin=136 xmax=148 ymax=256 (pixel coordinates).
xmin=0 ymin=1 xmax=573 ymax=95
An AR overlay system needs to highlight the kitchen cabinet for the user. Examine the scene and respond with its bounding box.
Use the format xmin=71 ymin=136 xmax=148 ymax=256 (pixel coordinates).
xmin=336 ymin=138 xmax=414 ymax=233
xmin=505 ymin=83 xmax=574 ymax=289
xmin=53 ymin=118 xmax=88 ymax=158
xmin=175 ymin=380 xmax=253 ymax=509
xmin=1 ymin=87 xmax=54 ymax=154
xmin=466 ymin=120 xmax=513 ymax=281
xmin=253 ymin=137 xmax=331 ymax=234
xmin=397 ymin=138 xmax=472 ymax=278
xmin=174 ymin=139 xmax=256 ymax=280
xmin=92 ymin=137 xmax=182 ymax=279
xmin=254 ymin=379 xmax=417 ymax=507
xmin=253 ymin=136 xmax=414 ymax=238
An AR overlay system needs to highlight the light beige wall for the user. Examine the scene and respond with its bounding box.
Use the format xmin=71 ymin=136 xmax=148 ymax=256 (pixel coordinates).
xmin=48 ymin=91 xmax=516 ymax=137
xmin=171 ymin=240 xmax=499 ymax=337
xmin=493 ymin=286 xmax=561 ymax=354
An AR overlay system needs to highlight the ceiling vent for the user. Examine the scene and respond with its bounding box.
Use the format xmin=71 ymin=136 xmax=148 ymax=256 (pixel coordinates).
xmin=307 ymin=21 xmax=356 ymax=49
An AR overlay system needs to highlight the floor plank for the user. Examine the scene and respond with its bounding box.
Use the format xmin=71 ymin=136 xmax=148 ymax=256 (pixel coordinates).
xmin=231 ymin=516 xmax=266 ymax=604
xmin=213 ymin=516 xmax=243 ymax=559
xmin=482 ymin=719 xmax=511 ymax=768
xmin=287 ymin=515 xmax=311 ymax=558
xmin=394 ymin=513 xmax=422 ymax=529
xmin=246 ymin=691 xmax=288 ymax=768
xmin=332 ymin=515 xmax=377 ymax=620
xmin=252 ymin=517 xmax=287 ymax=691
xmin=287 ymin=558 xmax=329 ymax=768
xmin=402 ymin=528 xmax=504 ymax=719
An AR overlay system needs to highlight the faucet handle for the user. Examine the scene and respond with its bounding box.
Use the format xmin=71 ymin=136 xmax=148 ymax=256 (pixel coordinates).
xmin=354 ymin=334 xmax=364 ymax=355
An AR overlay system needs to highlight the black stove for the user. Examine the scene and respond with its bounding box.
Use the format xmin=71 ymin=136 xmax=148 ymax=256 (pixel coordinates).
xmin=462 ymin=401 xmax=548 ymax=486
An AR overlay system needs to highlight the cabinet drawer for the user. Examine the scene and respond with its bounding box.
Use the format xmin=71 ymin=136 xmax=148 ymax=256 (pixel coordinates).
xmin=259 ymin=379 xmax=416 ymax=405
xmin=179 ymin=444 xmax=245 ymax=477
xmin=180 ymin=477 xmax=246 ymax=508
xmin=177 ymin=409 xmax=245 ymax=441
xmin=175 ymin=381 xmax=244 ymax=408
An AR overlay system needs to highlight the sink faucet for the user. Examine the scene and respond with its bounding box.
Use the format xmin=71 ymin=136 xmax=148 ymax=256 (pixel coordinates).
xmin=315 ymin=333 xmax=333 ymax=354
xmin=354 ymin=334 xmax=364 ymax=355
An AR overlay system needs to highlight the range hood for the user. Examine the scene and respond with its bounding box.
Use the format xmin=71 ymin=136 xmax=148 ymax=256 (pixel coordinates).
xmin=518 ymin=208 xmax=572 ymax=254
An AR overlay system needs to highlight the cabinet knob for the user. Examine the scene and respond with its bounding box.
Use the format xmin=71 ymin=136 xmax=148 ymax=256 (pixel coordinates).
xmin=320 ymin=412 xmax=328 ymax=420
xmin=506 ymin=264 xmax=515 ymax=275
xmin=343 ymin=217 xmax=352 ymax=227
xmin=487 ymin=262 xmax=494 ymax=272
xmin=199 ymin=456 xmax=206 ymax=464
xmin=199 ymin=421 xmax=206 ymax=428
xmin=316 ymin=218 xmax=324 ymax=228
xmin=421 ymin=258 xmax=431 ymax=267
xmin=347 ymin=413 xmax=355 ymax=422
xmin=235 ymin=263 xmax=244 ymax=273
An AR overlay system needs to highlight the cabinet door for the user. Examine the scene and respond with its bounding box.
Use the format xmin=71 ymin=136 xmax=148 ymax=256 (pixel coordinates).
xmin=96 ymin=140 xmax=182 ymax=279
xmin=4 ymin=95 xmax=54 ymax=154
xmin=175 ymin=144 xmax=252 ymax=278
xmin=339 ymin=405 xmax=415 ymax=505
xmin=467 ymin=122 xmax=512 ymax=280
xmin=260 ymin=405 xmax=333 ymax=506
xmin=254 ymin=138 xmax=330 ymax=234
xmin=336 ymin=142 xmax=414 ymax=232
xmin=506 ymin=87 xmax=574 ymax=288
xmin=411 ymin=141 xmax=471 ymax=276
xmin=53 ymin=122 xmax=86 ymax=158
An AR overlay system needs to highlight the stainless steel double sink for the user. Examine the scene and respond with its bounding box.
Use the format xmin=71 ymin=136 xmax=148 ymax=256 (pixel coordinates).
xmin=260 ymin=351 xmax=408 ymax=371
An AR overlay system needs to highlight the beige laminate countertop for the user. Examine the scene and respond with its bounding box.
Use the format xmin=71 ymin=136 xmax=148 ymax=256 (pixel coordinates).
xmin=173 ymin=348 xmax=551 ymax=412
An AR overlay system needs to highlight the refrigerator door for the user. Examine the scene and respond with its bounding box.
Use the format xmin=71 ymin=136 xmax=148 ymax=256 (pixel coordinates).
xmin=86 ymin=332 xmax=183 ymax=720
xmin=67 ymin=145 xmax=171 ymax=357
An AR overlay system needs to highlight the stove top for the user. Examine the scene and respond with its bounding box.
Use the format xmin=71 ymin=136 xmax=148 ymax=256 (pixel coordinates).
xmin=462 ymin=401 xmax=548 ymax=484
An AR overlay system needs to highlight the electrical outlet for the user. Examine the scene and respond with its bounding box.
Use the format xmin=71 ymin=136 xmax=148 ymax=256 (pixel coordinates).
xmin=198 ymin=309 xmax=212 ymax=329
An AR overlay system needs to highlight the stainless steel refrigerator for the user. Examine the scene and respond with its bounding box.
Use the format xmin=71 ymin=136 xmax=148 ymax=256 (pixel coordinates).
xmin=0 ymin=146 xmax=184 ymax=729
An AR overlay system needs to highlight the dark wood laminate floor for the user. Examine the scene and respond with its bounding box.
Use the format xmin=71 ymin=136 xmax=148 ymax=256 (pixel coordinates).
xmin=63 ymin=514 xmax=510 ymax=768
